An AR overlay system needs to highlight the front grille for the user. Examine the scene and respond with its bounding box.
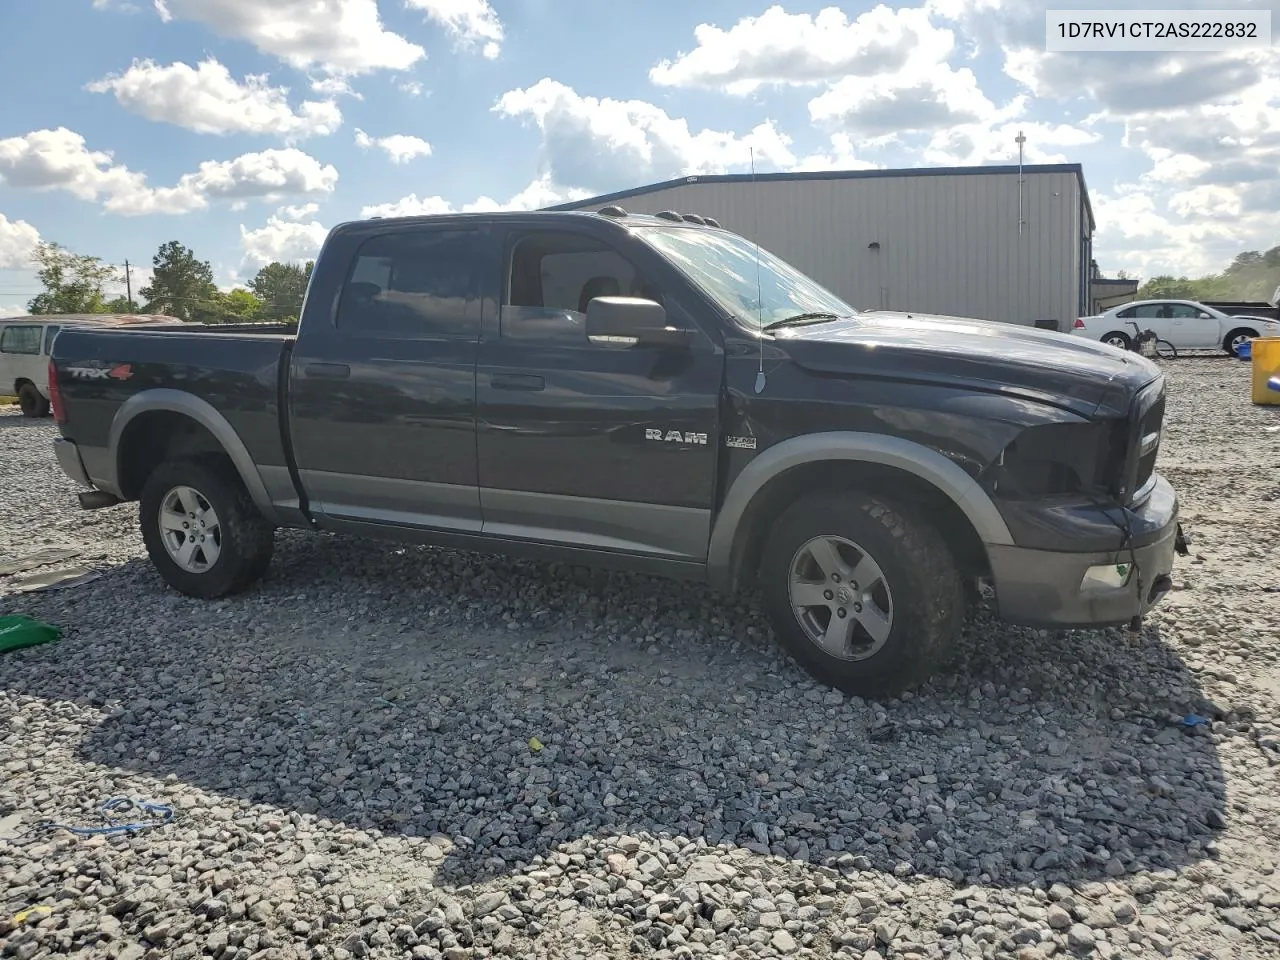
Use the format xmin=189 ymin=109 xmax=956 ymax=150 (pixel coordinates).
xmin=1124 ymin=378 xmax=1166 ymax=503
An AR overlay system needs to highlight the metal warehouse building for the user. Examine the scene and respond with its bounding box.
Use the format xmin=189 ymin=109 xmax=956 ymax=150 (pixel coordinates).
xmin=547 ymin=163 xmax=1096 ymax=332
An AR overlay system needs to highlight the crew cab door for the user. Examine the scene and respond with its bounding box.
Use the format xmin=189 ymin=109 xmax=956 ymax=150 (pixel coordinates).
xmin=287 ymin=223 xmax=489 ymax=532
xmin=475 ymin=225 xmax=722 ymax=562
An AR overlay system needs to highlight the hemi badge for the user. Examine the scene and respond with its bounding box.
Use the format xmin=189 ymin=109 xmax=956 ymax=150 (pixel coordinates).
xmin=726 ymin=435 xmax=757 ymax=450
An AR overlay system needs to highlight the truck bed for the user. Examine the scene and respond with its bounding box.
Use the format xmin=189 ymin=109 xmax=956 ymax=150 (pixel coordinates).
xmin=51 ymin=325 xmax=296 ymax=488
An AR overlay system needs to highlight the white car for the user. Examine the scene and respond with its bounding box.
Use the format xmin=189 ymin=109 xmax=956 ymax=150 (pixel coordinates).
xmin=1 ymin=314 xmax=174 ymax=417
xmin=1072 ymin=299 xmax=1280 ymax=354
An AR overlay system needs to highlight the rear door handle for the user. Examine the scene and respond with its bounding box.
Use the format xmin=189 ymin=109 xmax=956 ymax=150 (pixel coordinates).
xmin=491 ymin=373 xmax=544 ymax=392
xmin=304 ymin=362 xmax=350 ymax=379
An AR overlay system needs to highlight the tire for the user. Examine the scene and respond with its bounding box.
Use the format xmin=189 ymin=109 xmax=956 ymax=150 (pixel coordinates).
xmin=1100 ymin=332 xmax=1130 ymax=351
xmin=1223 ymin=328 xmax=1257 ymax=355
xmin=139 ymin=455 xmax=274 ymax=599
xmin=758 ymin=491 xmax=964 ymax=697
xmin=17 ymin=382 xmax=49 ymax=418
xmin=1154 ymin=339 xmax=1177 ymax=360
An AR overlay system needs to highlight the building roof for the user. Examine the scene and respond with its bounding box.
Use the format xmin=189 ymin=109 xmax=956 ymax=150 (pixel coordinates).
xmin=544 ymin=162 xmax=1095 ymax=232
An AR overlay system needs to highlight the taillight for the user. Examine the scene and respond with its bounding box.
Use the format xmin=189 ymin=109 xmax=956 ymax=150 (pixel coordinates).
xmin=47 ymin=359 xmax=66 ymax=423
xmin=1073 ymin=317 xmax=1086 ymax=329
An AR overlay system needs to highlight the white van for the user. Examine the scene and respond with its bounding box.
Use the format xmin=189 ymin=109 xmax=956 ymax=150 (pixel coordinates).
xmin=1 ymin=314 xmax=177 ymax=417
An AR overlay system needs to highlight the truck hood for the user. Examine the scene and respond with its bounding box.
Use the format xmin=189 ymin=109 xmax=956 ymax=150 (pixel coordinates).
xmin=775 ymin=310 xmax=1161 ymax=418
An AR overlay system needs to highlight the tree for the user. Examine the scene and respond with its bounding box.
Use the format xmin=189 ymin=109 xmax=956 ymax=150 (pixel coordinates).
xmin=193 ymin=288 xmax=264 ymax=324
xmin=249 ymin=261 xmax=313 ymax=320
xmin=139 ymin=241 xmax=216 ymax=321
xmin=1136 ymin=275 xmax=1206 ymax=299
xmin=26 ymin=241 xmax=121 ymax=315
xmin=103 ymin=296 xmax=134 ymax=313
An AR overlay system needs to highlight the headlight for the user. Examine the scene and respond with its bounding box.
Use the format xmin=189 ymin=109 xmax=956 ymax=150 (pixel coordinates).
xmin=983 ymin=420 xmax=1126 ymax=499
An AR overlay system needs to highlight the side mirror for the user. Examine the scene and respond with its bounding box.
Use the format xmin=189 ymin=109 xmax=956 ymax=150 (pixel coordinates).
xmin=585 ymin=296 xmax=690 ymax=348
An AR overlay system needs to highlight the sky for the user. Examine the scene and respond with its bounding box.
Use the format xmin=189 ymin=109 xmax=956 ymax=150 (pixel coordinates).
xmin=0 ymin=0 xmax=1277 ymax=315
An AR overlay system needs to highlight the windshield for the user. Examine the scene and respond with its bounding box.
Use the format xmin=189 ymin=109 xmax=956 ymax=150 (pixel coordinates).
xmin=636 ymin=227 xmax=856 ymax=331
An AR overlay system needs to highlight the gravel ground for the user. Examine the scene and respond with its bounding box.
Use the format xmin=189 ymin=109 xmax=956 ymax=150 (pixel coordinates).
xmin=2 ymin=357 xmax=1279 ymax=960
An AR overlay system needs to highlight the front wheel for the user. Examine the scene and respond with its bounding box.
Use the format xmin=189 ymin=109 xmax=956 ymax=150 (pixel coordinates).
xmin=17 ymin=382 xmax=49 ymax=418
xmin=139 ymin=456 xmax=274 ymax=599
xmin=758 ymin=491 xmax=964 ymax=697
xmin=1224 ymin=328 xmax=1257 ymax=355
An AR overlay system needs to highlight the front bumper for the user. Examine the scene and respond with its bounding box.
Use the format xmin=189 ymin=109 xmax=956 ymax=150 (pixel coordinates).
xmin=988 ymin=474 xmax=1179 ymax=628
xmin=53 ymin=437 xmax=92 ymax=487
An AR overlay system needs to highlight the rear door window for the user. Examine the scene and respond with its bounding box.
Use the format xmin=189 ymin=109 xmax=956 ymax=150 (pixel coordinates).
xmin=336 ymin=229 xmax=482 ymax=340
xmin=0 ymin=325 xmax=41 ymax=354
xmin=43 ymin=325 xmax=61 ymax=354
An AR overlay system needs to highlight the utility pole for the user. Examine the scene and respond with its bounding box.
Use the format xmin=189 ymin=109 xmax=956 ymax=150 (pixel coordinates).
xmin=124 ymin=259 xmax=134 ymax=312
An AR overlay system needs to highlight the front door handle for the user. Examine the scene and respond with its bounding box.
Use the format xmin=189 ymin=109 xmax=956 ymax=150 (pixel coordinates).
xmin=304 ymin=362 xmax=350 ymax=379
xmin=491 ymin=373 xmax=545 ymax=391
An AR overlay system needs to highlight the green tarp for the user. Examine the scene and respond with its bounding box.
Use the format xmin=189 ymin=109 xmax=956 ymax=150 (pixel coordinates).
xmin=0 ymin=615 xmax=61 ymax=654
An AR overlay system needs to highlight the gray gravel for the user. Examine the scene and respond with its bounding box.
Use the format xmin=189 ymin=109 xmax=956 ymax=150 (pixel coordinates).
xmin=2 ymin=356 xmax=1279 ymax=960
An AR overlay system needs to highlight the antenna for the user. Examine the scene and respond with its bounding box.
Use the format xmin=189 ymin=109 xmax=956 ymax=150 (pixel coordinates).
xmin=750 ymin=147 xmax=766 ymax=394
xmin=1016 ymin=129 xmax=1026 ymax=236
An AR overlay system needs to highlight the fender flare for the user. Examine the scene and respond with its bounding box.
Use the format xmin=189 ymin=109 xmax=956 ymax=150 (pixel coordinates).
xmin=706 ymin=431 xmax=1013 ymax=590
xmin=108 ymin=388 xmax=279 ymax=524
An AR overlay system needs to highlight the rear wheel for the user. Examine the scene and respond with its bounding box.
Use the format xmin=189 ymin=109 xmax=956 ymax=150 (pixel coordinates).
xmin=139 ymin=456 xmax=274 ymax=598
xmin=1100 ymin=331 xmax=1131 ymax=351
xmin=1224 ymin=328 xmax=1257 ymax=354
xmin=17 ymin=382 xmax=48 ymax=418
xmin=759 ymin=491 xmax=964 ymax=697
xmin=1154 ymin=338 xmax=1177 ymax=360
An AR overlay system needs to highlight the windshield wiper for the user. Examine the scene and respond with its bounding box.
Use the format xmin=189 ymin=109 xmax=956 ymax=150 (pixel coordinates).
xmin=761 ymin=312 xmax=844 ymax=331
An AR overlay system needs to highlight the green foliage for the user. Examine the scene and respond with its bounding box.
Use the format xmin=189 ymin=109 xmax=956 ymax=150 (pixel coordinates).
xmin=1136 ymin=245 xmax=1280 ymax=302
xmin=139 ymin=241 xmax=216 ymax=321
xmin=103 ymin=296 xmax=135 ymax=313
xmin=26 ymin=242 xmax=121 ymax=315
xmin=193 ymin=288 xmax=265 ymax=324
xmin=249 ymin=261 xmax=313 ymax=320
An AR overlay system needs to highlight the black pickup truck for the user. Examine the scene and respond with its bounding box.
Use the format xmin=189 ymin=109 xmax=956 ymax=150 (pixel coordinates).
xmin=48 ymin=208 xmax=1182 ymax=695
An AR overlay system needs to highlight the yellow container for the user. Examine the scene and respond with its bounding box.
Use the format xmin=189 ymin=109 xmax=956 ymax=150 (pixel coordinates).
xmin=1252 ymin=337 xmax=1280 ymax=405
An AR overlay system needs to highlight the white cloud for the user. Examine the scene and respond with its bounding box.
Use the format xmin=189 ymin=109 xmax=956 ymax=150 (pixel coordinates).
xmin=406 ymin=0 xmax=503 ymax=59
xmin=789 ymin=134 xmax=882 ymax=172
xmin=809 ymin=62 xmax=1000 ymax=136
xmin=0 ymin=128 xmax=338 ymax=216
xmin=0 ymin=213 xmax=41 ymax=270
xmin=495 ymin=78 xmax=796 ymax=193
xmin=924 ymin=117 xmax=1099 ymax=165
xmin=152 ymin=0 xmax=424 ymax=76
xmin=354 ymin=129 xmax=433 ymax=163
xmin=171 ymin=148 xmax=339 ymax=205
xmin=399 ymin=80 xmax=425 ymax=97
xmin=0 ymin=127 xmax=151 ymax=205
xmin=361 ymin=176 xmax=593 ymax=219
xmin=310 ymin=76 xmax=361 ymax=98
xmin=651 ymin=4 xmax=954 ymax=94
xmin=278 ymin=202 xmax=320 ymax=221
xmin=87 ymin=58 xmax=342 ymax=140
xmin=360 ymin=194 xmax=455 ymax=218
xmin=0 ymin=303 xmax=29 ymax=319
xmin=240 ymin=208 xmax=330 ymax=267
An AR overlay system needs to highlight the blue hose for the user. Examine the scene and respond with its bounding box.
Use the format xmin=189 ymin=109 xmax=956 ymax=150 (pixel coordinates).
xmin=42 ymin=796 xmax=174 ymax=836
